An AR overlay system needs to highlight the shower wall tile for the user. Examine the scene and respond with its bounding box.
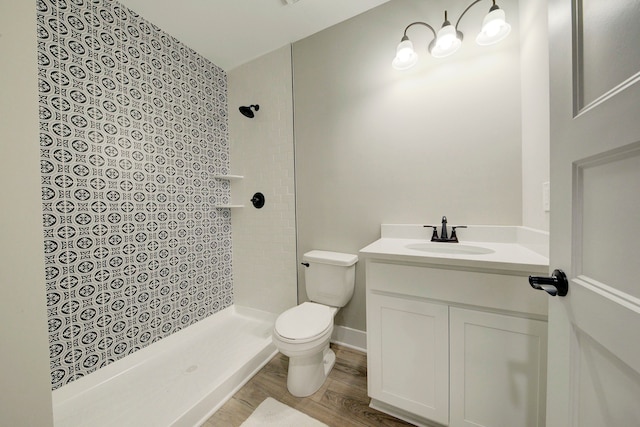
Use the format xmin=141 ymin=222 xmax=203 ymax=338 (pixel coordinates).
xmin=228 ymin=46 xmax=297 ymax=315
xmin=36 ymin=0 xmax=232 ymax=389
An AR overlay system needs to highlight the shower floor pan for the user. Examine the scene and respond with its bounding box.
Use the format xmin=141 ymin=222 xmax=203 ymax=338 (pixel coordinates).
xmin=52 ymin=305 xmax=277 ymax=427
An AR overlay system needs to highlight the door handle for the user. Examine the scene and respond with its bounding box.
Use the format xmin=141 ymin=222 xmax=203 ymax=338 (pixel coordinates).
xmin=528 ymin=269 xmax=568 ymax=297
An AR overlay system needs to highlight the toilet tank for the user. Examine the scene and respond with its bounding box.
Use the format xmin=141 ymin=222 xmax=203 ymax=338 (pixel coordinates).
xmin=303 ymin=250 xmax=358 ymax=307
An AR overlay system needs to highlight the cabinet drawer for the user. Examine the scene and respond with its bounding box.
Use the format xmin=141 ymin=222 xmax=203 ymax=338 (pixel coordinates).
xmin=366 ymin=260 xmax=548 ymax=317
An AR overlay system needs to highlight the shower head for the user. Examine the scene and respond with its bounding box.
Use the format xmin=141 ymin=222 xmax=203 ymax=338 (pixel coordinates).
xmin=239 ymin=104 xmax=259 ymax=118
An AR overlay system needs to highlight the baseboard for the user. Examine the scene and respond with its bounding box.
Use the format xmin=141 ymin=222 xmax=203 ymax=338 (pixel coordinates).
xmin=331 ymin=325 xmax=367 ymax=353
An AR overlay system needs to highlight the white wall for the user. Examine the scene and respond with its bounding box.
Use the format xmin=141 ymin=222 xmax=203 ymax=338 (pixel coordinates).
xmin=228 ymin=46 xmax=298 ymax=315
xmin=0 ymin=1 xmax=54 ymax=424
xmin=293 ymin=0 xmax=524 ymax=331
xmin=520 ymin=0 xmax=551 ymax=231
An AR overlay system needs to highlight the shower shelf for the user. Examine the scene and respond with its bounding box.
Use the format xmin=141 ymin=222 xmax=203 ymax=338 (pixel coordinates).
xmin=213 ymin=174 xmax=244 ymax=208
xmin=213 ymin=174 xmax=244 ymax=180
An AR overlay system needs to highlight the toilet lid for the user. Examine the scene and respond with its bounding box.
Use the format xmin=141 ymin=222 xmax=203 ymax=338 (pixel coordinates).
xmin=275 ymin=302 xmax=333 ymax=341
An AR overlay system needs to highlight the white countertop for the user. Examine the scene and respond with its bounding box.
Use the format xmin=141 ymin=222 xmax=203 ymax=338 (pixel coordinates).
xmin=359 ymin=225 xmax=550 ymax=275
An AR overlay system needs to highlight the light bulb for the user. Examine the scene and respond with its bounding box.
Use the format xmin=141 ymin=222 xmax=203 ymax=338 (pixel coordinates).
xmin=483 ymin=20 xmax=502 ymax=38
xmin=392 ymin=38 xmax=418 ymax=70
xmin=476 ymin=8 xmax=511 ymax=46
xmin=431 ymin=24 xmax=461 ymax=58
xmin=397 ymin=44 xmax=414 ymax=61
xmin=437 ymin=33 xmax=455 ymax=50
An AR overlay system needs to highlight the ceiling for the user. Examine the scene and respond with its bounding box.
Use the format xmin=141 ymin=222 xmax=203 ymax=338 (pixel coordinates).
xmin=117 ymin=0 xmax=391 ymax=71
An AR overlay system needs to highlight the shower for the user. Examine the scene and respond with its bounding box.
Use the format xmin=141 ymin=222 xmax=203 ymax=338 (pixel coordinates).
xmin=239 ymin=104 xmax=260 ymax=118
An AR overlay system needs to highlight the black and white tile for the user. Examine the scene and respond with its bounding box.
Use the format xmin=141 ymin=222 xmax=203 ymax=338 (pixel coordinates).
xmin=37 ymin=0 xmax=232 ymax=389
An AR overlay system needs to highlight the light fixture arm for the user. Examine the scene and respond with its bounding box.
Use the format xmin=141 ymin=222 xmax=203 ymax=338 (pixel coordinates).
xmin=454 ymin=0 xmax=486 ymax=30
xmin=401 ymin=21 xmax=437 ymax=40
xmin=399 ymin=22 xmax=438 ymax=53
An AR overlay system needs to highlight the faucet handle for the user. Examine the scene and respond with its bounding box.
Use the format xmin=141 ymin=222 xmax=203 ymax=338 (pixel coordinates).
xmin=423 ymin=225 xmax=439 ymax=241
xmin=450 ymin=226 xmax=467 ymax=243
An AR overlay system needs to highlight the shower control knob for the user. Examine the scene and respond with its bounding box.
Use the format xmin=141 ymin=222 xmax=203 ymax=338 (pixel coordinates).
xmin=528 ymin=269 xmax=569 ymax=297
xmin=250 ymin=192 xmax=265 ymax=209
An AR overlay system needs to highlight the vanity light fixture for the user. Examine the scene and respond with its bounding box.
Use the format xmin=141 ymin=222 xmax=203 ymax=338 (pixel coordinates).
xmin=392 ymin=0 xmax=511 ymax=70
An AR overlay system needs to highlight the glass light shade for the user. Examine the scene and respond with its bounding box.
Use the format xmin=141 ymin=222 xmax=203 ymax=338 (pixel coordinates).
xmin=431 ymin=24 xmax=461 ymax=58
xmin=392 ymin=39 xmax=419 ymax=70
xmin=476 ymin=8 xmax=511 ymax=45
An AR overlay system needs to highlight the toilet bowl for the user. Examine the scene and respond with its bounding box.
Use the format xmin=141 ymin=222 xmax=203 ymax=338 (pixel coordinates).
xmin=272 ymin=250 xmax=358 ymax=397
xmin=273 ymin=302 xmax=338 ymax=397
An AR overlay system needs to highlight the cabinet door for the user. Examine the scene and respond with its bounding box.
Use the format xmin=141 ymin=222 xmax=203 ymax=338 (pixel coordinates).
xmin=367 ymin=291 xmax=449 ymax=425
xmin=449 ymin=307 xmax=547 ymax=427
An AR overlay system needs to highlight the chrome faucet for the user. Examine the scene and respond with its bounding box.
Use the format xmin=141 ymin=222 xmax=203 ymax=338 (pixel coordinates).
xmin=424 ymin=216 xmax=467 ymax=243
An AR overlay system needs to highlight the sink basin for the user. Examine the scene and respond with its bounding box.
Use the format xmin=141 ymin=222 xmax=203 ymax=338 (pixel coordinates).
xmin=405 ymin=242 xmax=495 ymax=255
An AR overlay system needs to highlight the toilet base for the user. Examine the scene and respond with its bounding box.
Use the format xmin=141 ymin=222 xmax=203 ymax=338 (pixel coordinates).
xmin=286 ymin=345 xmax=336 ymax=397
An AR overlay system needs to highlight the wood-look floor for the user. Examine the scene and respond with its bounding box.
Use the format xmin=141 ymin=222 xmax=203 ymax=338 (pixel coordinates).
xmin=203 ymin=344 xmax=414 ymax=427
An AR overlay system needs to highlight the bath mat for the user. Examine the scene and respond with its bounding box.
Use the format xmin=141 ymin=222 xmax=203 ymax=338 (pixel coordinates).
xmin=240 ymin=397 xmax=328 ymax=427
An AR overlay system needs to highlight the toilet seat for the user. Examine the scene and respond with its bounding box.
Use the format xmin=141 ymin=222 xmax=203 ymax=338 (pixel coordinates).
xmin=274 ymin=302 xmax=333 ymax=344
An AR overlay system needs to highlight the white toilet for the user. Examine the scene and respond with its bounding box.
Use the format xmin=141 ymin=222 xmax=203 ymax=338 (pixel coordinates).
xmin=273 ymin=250 xmax=358 ymax=397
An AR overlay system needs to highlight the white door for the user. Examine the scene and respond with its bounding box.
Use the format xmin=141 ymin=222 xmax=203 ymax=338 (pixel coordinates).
xmin=546 ymin=0 xmax=640 ymax=426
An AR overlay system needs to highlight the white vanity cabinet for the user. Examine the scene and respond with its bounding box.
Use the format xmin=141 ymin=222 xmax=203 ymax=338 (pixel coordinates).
xmin=365 ymin=259 xmax=548 ymax=427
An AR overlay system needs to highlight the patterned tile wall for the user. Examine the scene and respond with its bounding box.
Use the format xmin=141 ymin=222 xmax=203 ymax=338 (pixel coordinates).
xmin=36 ymin=0 xmax=233 ymax=389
